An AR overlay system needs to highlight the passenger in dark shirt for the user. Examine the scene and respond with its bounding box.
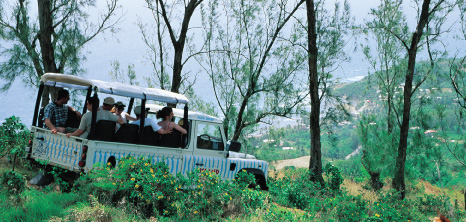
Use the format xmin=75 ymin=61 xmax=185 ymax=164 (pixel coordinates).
xmin=43 ymin=89 xmax=81 ymax=134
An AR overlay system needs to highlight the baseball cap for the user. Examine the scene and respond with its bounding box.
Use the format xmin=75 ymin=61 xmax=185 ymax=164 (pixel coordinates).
xmin=115 ymin=101 xmax=126 ymax=107
xmin=134 ymin=105 xmax=150 ymax=115
xmin=103 ymin=97 xmax=115 ymax=105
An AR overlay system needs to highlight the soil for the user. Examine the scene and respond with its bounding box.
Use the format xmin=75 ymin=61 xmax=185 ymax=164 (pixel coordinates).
xmin=271 ymin=155 xmax=310 ymax=171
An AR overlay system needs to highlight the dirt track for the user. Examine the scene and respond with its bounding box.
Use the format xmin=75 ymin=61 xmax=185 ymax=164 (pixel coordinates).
xmin=271 ymin=155 xmax=310 ymax=171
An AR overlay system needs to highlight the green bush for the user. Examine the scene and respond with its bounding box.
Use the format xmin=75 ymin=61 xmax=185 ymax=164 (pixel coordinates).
xmin=324 ymin=163 xmax=344 ymax=191
xmin=0 ymin=170 xmax=26 ymax=195
xmin=0 ymin=116 xmax=29 ymax=163
xmin=75 ymin=156 xmax=268 ymax=220
xmin=368 ymin=190 xmax=423 ymax=221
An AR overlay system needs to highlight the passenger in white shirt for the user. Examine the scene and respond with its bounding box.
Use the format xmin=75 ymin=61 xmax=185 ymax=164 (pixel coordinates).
xmin=66 ymin=97 xmax=125 ymax=138
xmin=113 ymin=101 xmax=136 ymax=130
xmin=131 ymin=105 xmax=171 ymax=135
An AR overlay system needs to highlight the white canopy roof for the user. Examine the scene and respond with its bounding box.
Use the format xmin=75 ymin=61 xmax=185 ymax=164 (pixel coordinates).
xmin=146 ymin=104 xmax=222 ymax=124
xmin=41 ymin=73 xmax=189 ymax=104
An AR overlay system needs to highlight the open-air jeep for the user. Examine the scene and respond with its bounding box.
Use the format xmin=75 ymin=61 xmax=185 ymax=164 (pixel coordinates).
xmin=26 ymin=73 xmax=268 ymax=189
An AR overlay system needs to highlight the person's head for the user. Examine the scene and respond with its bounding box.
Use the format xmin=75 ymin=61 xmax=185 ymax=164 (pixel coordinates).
xmin=156 ymin=106 xmax=173 ymax=120
xmin=114 ymin=101 xmax=126 ymax=114
xmin=86 ymin=96 xmax=100 ymax=111
xmin=102 ymin=97 xmax=115 ymax=111
xmin=56 ymin=89 xmax=70 ymax=105
xmin=134 ymin=105 xmax=150 ymax=118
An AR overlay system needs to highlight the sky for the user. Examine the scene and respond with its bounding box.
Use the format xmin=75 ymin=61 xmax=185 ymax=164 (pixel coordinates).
xmin=0 ymin=0 xmax=464 ymax=126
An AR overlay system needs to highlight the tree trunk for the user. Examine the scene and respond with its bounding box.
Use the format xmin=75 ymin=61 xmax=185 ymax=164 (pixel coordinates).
xmin=392 ymin=0 xmax=431 ymax=200
xmin=361 ymin=154 xmax=383 ymax=191
xmin=370 ymin=171 xmax=383 ymax=191
xmin=306 ymin=0 xmax=324 ymax=186
xmin=38 ymin=0 xmax=58 ymax=107
xmin=171 ymin=46 xmax=183 ymax=93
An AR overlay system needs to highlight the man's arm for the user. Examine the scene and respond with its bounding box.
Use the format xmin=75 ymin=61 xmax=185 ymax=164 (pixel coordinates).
xmin=66 ymin=129 xmax=85 ymax=138
xmin=124 ymin=113 xmax=137 ymax=121
xmin=44 ymin=118 xmax=58 ymax=134
xmin=149 ymin=119 xmax=171 ymax=134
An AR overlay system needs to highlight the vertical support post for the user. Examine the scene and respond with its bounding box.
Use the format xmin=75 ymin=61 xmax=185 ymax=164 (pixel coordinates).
xmin=182 ymin=105 xmax=189 ymax=147
xmin=89 ymin=88 xmax=99 ymax=140
xmin=83 ymin=86 xmax=92 ymax=114
xmin=128 ymin=98 xmax=135 ymax=115
xmin=32 ymin=83 xmax=45 ymax=127
xmin=139 ymin=99 xmax=146 ymax=143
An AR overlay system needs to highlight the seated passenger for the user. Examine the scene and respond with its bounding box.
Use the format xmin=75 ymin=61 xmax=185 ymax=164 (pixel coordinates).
xmin=66 ymin=97 xmax=125 ymax=138
xmin=157 ymin=106 xmax=187 ymax=134
xmin=113 ymin=101 xmax=137 ymax=130
xmin=101 ymin=97 xmax=115 ymax=111
xmin=131 ymin=106 xmax=171 ymax=135
xmin=43 ymin=89 xmax=81 ymax=134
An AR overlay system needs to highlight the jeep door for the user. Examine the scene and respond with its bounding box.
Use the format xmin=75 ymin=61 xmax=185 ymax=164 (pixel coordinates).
xmin=186 ymin=122 xmax=227 ymax=177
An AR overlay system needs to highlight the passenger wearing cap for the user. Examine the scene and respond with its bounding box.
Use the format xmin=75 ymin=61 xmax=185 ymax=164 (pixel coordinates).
xmin=113 ymin=101 xmax=136 ymax=130
xmin=66 ymin=96 xmax=125 ymax=138
xmin=101 ymin=97 xmax=115 ymax=111
xmin=131 ymin=105 xmax=171 ymax=135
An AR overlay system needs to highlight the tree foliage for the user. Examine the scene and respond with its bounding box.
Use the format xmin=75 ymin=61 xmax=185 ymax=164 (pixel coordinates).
xmin=367 ymin=0 xmax=457 ymax=199
xmin=0 ymin=0 xmax=121 ymax=104
xmin=142 ymin=0 xmax=203 ymax=95
xmin=199 ymin=0 xmax=307 ymax=141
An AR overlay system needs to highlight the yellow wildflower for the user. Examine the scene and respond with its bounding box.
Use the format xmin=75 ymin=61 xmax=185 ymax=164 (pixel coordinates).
xmin=112 ymin=183 xmax=116 ymax=185
xmin=131 ymin=178 xmax=135 ymax=181
xmin=194 ymin=211 xmax=198 ymax=214
xmin=150 ymin=168 xmax=154 ymax=173
xmin=135 ymin=184 xmax=139 ymax=188
xmin=375 ymin=213 xmax=380 ymax=217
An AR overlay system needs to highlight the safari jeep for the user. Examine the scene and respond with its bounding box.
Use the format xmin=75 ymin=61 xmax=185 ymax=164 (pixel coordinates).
xmin=26 ymin=73 xmax=268 ymax=189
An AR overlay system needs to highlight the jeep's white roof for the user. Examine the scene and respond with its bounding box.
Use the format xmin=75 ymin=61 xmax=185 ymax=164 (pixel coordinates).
xmin=41 ymin=73 xmax=189 ymax=104
xmin=145 ymin=104 xmax=222 ymax=124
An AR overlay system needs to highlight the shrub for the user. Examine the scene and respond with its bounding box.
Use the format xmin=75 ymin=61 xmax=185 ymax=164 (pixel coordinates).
xmin=0 ymin=170 xmax=26 ymax=195
xmin=0 ymin=116 xmax=29 ymax=165
xmin=323 ymin=163 xmax=344 ymax=191
xmin=75 ymin=156 xmax=268 ymax=220
xmin=368 ymin=189 xmax=423 ymax=221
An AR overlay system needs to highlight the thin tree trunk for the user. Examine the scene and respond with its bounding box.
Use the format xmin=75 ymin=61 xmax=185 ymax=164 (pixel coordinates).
xmin=306 ymin=0 xmax=324 ymax=186
xmin=392 ymin=0 xmax=431 ymax=200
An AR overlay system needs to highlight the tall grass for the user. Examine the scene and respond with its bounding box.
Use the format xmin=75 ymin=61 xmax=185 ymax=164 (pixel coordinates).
xmin=0 ymin=189 xmax=84 ymax=222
